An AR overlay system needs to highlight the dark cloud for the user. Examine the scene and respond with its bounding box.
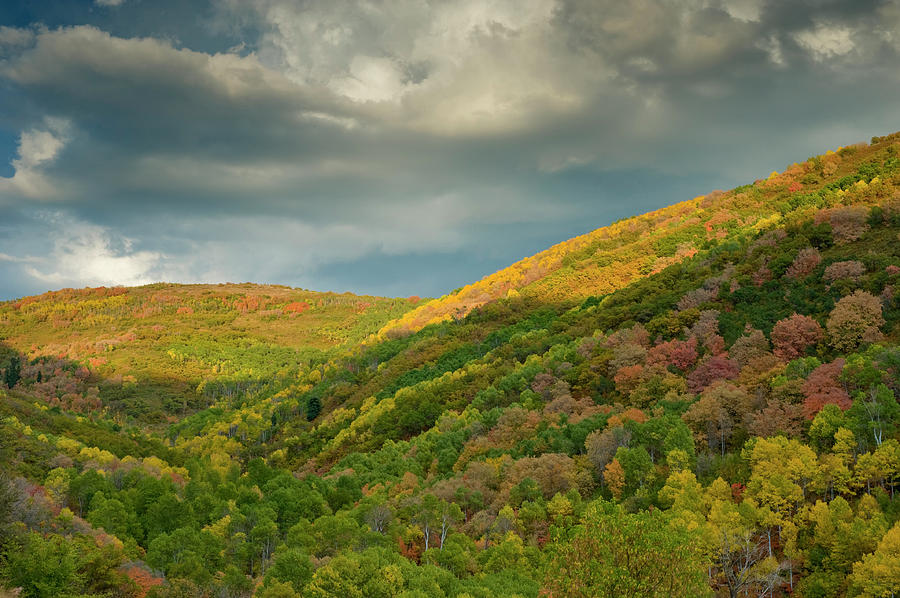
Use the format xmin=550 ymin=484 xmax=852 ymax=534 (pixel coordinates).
xmin=0 ymin=0 xmax=899 ymax=300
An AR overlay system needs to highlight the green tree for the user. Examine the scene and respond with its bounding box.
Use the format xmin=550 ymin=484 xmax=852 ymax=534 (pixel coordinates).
xmin=543 ymin=500 xmax=711 ymax=598
xmin=306 ymin=395 xmax=321 ymax=421
xmin=257 ymin=580 xmax=301 ymax=598
xmin=0 ymin=474 xmax=17 ymax=548
xmin=3 ymin=355 xmax=20 ymax=389
xmin=87 ymin=492 xmax=141 ymax=542
xmin=848 ymin=384 xmax=900 ymax=448
xmin=220 ymin=564 xmax=252 ymax=598
xmin=2 ymin=532 xmax=80 ymax=597
xmin=263 ymin=548 xmax=314 ymax=594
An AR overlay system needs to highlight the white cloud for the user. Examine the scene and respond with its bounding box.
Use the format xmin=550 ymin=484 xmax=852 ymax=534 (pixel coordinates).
xmin=330 ymin=55 xmax=407 ymax=103
xmin=757 ymin=34 xmax=785 ymax=66
xmin=0 ymin=252 xmax=41 ymax=263
xmin=876 ymin=1 xmax=900 ymax=50
xmin=0 ymin=26 xmax=35 ymax=52
xmin=8 ymin=191 xmax=519 ymax=293
xmin=2 ymin=3 xmax=900 ymax=300
xmin=720 ymin=0 xmax=763 ymax=23
xmin=95 ymin=0 xmax=126 ymax=7
xmin=223 ymin=0 xmax=579 ymax=134
xmin=0 ymin=118 xmax=71 ymax=199
xmin=794 ymin=24 xmax=855 ymax=60
xmin=24 ymin=215 xmax=165 ymax=287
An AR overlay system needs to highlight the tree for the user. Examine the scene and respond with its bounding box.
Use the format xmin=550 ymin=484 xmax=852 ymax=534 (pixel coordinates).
xmin=687 ymin=355 xmax=739 ymax=393
xmin=827 ymin=290 xmax=885 ymax=351
xmin=305 ymin=548 xmax=409 ymax=598
xmin=585 ymin=425 xmax=631 ymax=474
xmin=646 ymin=336 xmax=698 ymax=371
xmin=437 ymin=501 xmax=463 ymax=550
xmin=0 ymin=474 xmax=17 ymax=549
xmin=848 ymin=522 xmax=900 ymax=597
xmin=543 ymin=500 xmax=711 ymax=598
xmin=802 ymin=358 xmax=852 ymax=418
xmin=808 ymin=404 xmax=849 ymax=451
xmin=683 ymin=382 xmax=751 ymax=455
xmin=306 ymin=395 xmax=321 ymax=421
xmin=746 ymin=436 xmax=818 ymax=511
xmin=1 ymin=531 xmax=80 ymax=597
xmin=409 ymin=494 xmax=460 ymax=551
xmin=824 ymin=260 xmax=866 ymax=282
xmin=728 ymin=329 xmax=770 ymax=368
xmin=365 ymin=503 xmax=392 ymax=534
xmin=713 ymin=529 xmax=786 ymax=598
xmin=614 ymin=446 xmax=653 ymax=494
xmin=820 ymin=206 xmax=869 ymax=244
xmin=786 ymin=247 xmax=821 ymax=279
xmin=220 ymin=564 xmax=251 ymax=597
xmin=848 ymin=384 xmax=900 ymax=448
xmin=771 ymin=314 xmax=823 ymax=360
xmin=309 ymin=513 xmax=360 ymax=558
xmin=251 ymin=516 xmax=279 ymax=573
xmin=263 ymin=548 xmax=313 ymax=594
xmin=87 ymin=492 xmax=141 ymax=542
xmin=747 ymin=399 xmax=804 ymax=438
xmin=258 ymin=580 xmax=301 ymax=598
xmin=602 ymin=459 xmax=625 ymax=500
xmin=3 ymin=355 xmax=20 ymax=389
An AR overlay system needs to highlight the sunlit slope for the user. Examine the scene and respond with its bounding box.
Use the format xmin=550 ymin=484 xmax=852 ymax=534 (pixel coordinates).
xmin=381 ymin=132 xmax=900 ymax=336
xmin=0 ymin=283 xmax=417 ymax=421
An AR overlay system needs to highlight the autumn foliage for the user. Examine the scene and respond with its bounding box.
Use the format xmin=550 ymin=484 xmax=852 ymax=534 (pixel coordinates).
xmin=771 ymin=314 xmax=823 ymax=360
xmin=2 ymin=131 xmax=900 ymax=598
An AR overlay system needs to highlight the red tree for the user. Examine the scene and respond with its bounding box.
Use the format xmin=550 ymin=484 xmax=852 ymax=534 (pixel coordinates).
xmin=687 ymin=355 xmax=739 ymax=393
xmin=801 ymin=358 xmax=851 ymax=418
xmin=771 ymin=314 xmax=823 ymax=360
xmin=646 ymin=336 xmax=698 ymax=371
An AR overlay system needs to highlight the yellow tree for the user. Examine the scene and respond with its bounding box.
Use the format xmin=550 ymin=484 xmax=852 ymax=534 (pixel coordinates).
xmin=602 ymin=459 xmax=625 ymax=500
xmin=849 ymin=522 xmax=900 ymax=597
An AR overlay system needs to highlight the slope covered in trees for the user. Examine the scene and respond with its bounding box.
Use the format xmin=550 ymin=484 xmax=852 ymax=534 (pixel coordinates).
xmin=0 ymin=284 xmax=417 ymax=424
xmin=3 ymin=132 xmax=900 ymax=597
xmin=380 ymin=133 xmax=900 ymax=336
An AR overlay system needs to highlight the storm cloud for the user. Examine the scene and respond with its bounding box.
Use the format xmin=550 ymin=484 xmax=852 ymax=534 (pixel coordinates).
xmin=1 ymin=0 xmax=899 ymax=299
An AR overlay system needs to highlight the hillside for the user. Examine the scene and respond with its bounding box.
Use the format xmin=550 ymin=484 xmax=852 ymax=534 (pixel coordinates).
xmin=0 ymin=283 xmax=417 ymax=423
xmin=2 ymin=132 xmax=900 ymax=597
xmin=381 ymin=133 xmax=900 ymax=335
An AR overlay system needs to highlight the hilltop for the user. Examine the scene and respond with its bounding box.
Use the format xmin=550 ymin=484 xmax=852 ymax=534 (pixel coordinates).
xmin=2 ymin=132 xmax=900 ymax=597
xmin=0 ymin=283 xmax=417 ymax=423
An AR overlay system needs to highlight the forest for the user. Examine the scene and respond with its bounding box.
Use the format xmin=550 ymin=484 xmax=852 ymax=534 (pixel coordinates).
xmin=2 ymin=132 xmax=900 ymax=597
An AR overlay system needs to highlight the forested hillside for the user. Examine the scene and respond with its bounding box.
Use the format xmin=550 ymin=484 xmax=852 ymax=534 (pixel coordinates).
xmin=0 ymin=284 xmax=417 ymax=424
xmin=3 ymin=132 xmax=900 ymax=597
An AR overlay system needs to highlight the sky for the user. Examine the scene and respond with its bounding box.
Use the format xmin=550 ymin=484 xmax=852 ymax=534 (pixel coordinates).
xmin=1 ymin=0 xmax=899 ymax=300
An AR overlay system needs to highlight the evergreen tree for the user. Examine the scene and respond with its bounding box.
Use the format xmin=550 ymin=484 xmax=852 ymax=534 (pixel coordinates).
xmin=3 ymin=356 xmax=20 ymax=389
xmin=306 ymin=396 xmax=321 ymax=421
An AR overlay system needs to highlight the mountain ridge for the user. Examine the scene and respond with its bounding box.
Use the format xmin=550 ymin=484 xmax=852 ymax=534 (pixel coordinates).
xmin=378 ymin=133 xmax=900 ymax=337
